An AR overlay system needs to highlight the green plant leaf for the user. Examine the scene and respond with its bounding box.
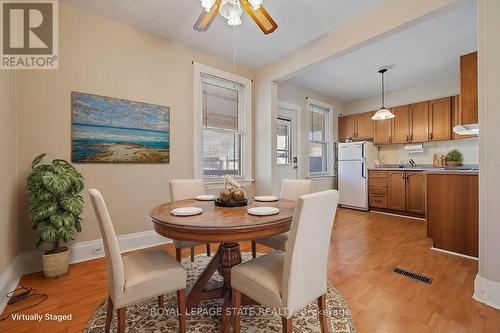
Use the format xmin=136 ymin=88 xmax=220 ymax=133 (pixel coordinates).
xmin=60 ymin=195 xmax=84 ymax=215
xmin=30 ymin=202 xmax=58 ymax=222
xmin=37 ymin=222 xmax=58 ymax=243
xmin=42 ymin=172 xmax=72 ymax=194
xmin=31 ymin=153 xmax=46 ymax=169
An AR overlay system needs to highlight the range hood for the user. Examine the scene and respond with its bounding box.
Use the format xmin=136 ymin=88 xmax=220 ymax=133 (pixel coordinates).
xmin=453 ymin=123 xmax=479 ymax=136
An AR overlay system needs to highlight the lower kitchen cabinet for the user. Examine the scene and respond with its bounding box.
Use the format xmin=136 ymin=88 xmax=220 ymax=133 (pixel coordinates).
xmin=368 ymin=170 xmax=425 ymax=217
xmin=405 ymin=172 xmax=426 ymax=214
xmin=388 ymin=171 xmax=406 ymax=211
xmin=427 ymin=173 xmax=478 ymax=257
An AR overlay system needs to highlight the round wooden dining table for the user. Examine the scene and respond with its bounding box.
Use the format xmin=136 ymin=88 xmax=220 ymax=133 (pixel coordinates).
xmin=150 ymin=198 xmax=295 ymax=331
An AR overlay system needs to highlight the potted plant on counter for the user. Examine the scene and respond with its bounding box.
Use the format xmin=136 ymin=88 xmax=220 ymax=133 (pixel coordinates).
xmin=27 ymin=154 xmax=84 ymax=277
xmin=445 ymin=149 xmax=463 ymax=167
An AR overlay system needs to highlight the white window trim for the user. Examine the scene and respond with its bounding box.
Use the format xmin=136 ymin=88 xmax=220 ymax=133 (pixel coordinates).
xmin=193 ymin=62 xmax=253 ymax=186
xmin=307 ymin=98 xmax=334 ymax=178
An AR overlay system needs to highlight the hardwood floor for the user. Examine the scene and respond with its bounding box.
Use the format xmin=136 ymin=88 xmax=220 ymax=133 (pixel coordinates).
xmin=1 ymin=208 xmax=499 ymax=332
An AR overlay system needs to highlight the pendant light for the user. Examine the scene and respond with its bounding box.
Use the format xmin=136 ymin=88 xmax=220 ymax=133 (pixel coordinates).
xmin=372 ymin=68 xmax=395 ymax=120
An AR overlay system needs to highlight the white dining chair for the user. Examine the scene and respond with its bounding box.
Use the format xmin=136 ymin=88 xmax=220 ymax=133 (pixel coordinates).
xmin=252 ymin=179 xmax=313 ymax=257
xmin=170 ymin=179 xmax=212 ymax=262
xmin=89 ymin=189 xmax=187 ymax=333
xmin=231 ymin=190 xmax=340 ymax=333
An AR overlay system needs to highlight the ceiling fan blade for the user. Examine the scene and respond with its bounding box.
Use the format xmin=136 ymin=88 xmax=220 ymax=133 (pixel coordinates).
xmin=193 ymin=0 xmax=222 ymax=32
xmin=240 ymin=0 xmax=278 ymax=35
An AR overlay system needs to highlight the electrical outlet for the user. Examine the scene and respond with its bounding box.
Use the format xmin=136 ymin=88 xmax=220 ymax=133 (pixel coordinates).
xmin=92 ymin=245 xmax=103 ymax=256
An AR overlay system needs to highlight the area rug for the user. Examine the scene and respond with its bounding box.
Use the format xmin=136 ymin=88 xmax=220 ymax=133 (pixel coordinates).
xmin=84 ymin=253 xmax=356 ymax=333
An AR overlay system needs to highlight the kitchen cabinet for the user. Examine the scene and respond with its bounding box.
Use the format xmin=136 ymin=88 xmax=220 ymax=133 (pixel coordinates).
xmin=405 ymin=172 xmax=426 ymax=215
xmin=388 ymin=171 xmax=406 ymax=211
xmin=391 ymin=105 xmax=410 ymax=144
xmin=355 ymin=112 xmax=374 ymax=140
xmin=459 ymin=52 xmax=478 ymax=125
xmin=429 ymin=97 xmax=452 ymax=141
xmin=409 ymin=101 xmax=429 ymax=142
xmin=373 ymin=118 xmax=392 ymax=145
xmin=338 ymin=115 xmax=355 ymax=141
xmin=427 ymin=173 xmax=478 ymax=257
xmin=368 ymin=171 xmax=388 ymax=209
xmin=452 ymin=95 xmax=475 ymax=140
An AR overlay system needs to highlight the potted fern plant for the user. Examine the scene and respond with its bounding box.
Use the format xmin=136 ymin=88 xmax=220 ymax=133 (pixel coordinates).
xmin=445 ymin=149 xmax=463 ymax=167
xmin=27 ymin=154 xmax=84 ymax=277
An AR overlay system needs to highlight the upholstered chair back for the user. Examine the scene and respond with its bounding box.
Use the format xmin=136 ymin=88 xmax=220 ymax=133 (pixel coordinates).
xmin=282 ymin=190 xmax=339 ymax=315
xmin=169 ymin=179 xmax=205 ymax=201
xmin=89 ymin=189 xmax=125 ymax=301
xmin=279 ymin=179 xmax=313 ymax=201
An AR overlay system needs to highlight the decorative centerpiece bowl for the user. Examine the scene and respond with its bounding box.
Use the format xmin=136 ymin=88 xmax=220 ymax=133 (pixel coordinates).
xmin=215 ymin=176 xmax=248 ymax=207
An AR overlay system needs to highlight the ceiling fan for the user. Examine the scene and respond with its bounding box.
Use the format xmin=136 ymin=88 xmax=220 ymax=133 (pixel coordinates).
xmin=194 ymin=0 xmax=278 ymax=35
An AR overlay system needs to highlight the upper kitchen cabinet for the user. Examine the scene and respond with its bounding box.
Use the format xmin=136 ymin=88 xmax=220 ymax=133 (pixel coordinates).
xmin=452 ymin=95 xmax=475 ymax=140
xmin=338 ymin=112 xmax=374 ymax=141
xmin=429 ymin=97 xmax=452 ymax=141
xmin=338 ymin=115 xmax=355 ymax=141
xmin=391 ymin=105 xmax=411 ymax=144
xmin=409 ymin=101 xmax=429 ymax=142
xmin=373 ymin=117 xmax=392 ymax=145
xmin=459 ymin=52 xmax=478 ymax=125
xmin=355 ymin=111 xmax=375 ymax=140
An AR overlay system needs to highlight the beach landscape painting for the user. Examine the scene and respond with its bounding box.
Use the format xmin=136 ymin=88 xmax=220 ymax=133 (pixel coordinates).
xmin=71 ymin=92 xmax=170 ymax=163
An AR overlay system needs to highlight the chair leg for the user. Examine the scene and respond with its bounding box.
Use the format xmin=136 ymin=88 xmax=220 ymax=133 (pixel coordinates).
xmin=317 ymin=294 xmax=328 ymax=333
xmin=177 ymin=289 xmax=186 ymax=333
xmin=158 ymin=295 xmax=165 ymax=308
xmin=251 ymin=241 xmax=257 ymax=258
xmin=117 ymin=307 xmax=126 ymax=333
xmin=190 ymin=247 xmax=195 ymax=262
xmin=176 ymin=248 xmax=182 ymax=263
xmin=206 ymin=243 xmax=211 ymax=256
xmin=282 ymin=317 xmax=292 ymax=333
xmin=232 ymin=289 xmax=241 ymax=333
xmin=105 ymin=296 xmax=113 ymax=333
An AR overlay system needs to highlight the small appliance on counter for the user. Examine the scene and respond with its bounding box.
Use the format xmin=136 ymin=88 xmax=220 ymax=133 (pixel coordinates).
xmin=338 ymin=141 xmax=379 ymax=211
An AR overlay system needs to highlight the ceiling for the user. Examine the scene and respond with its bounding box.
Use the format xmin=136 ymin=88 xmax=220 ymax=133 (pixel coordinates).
xmin=61 ymin=0 xmax=380 ymax=69
xmin=288 ymin=1 xmax=477 ymax=102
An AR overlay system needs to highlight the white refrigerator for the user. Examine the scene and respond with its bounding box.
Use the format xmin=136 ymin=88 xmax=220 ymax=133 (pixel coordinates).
xmin=338 ymin=142 xmax=378 ymax=211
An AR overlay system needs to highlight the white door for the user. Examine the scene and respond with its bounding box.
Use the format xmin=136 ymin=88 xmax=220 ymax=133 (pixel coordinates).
xmin=338 ymin=160 xmax=368 ymax=210
xmin=277 ymin=104 xmax=299 ymax=182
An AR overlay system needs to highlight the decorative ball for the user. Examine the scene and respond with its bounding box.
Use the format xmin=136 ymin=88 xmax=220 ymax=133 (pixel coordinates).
xmin=232 ymin=189 xmax=245 ymax=201
xmin=219 ymin=189 xmax=232 ymax=202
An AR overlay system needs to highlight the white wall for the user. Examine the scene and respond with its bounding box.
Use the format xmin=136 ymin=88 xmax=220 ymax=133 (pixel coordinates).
xmin=475 ymin=0 xmax=500 ymax=309
xmin=277 ymin=82 xmax=344 ymax=191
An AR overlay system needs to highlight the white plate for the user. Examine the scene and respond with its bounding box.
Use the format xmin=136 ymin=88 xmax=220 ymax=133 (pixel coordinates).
xmin=195 ymin=195 xmax=216 ymax=201
xmin=254 ymin=196 xmax=279 ymax=202
xmin=171 ymin=207 xmax=203 ymax=216
xmin=247 ymin=207 xmax=280 ymax=216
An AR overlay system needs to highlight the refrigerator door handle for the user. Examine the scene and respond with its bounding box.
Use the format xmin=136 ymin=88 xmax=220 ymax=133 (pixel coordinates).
xmin=361 ymin=162 xmax=366 ymax=179
xmin=361 ymin=142 xmax=365 ymax=158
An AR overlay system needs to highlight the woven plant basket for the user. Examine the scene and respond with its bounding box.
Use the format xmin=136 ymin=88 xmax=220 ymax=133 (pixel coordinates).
xmin=43 ymin=247 xmax=70 ymax=278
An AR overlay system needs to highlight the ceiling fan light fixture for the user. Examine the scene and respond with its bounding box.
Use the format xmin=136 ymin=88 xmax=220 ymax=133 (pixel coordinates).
xmin=219 ymin=0 xmax=243 ymax=26
xmin=200 ymin=0 xmax=216 ymax=12
xmin=248 ymin=0 xmax=263 ymax=10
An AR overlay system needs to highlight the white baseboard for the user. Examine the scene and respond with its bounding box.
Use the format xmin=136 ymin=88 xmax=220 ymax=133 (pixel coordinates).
xmin=0 ymin=230 xmax=172 ymax=314
xmin=430 ymin=247 xmax=478 ymax=260
xmin=474 ymin=274 xmax=500 ymax=310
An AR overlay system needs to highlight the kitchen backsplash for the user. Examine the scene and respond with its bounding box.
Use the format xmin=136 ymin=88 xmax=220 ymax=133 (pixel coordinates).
xmin=377 ymin=138 xmax=479 ymax=165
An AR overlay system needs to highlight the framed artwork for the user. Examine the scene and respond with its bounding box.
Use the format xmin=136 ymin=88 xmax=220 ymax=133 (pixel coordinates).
xmin=71 ymin=92 xmax=170 ymax=163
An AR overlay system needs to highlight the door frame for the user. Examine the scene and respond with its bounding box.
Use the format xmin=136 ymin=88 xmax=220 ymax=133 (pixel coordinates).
xmin=277 ymin=100 xmax=302 ymax=181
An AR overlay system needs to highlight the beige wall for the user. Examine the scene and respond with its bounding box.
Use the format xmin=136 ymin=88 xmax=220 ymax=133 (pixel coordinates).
xmin=277 ymin=82 xmax=343 ymax=191
xmin=0 ymin=70 xmax=18 ymax=273
xmin=15 ymin=3 xmax=254 ymax=253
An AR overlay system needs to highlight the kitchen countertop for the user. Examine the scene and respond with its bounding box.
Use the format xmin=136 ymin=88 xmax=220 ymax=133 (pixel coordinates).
xmin=368 ymin=165 xmax=479 ymax=175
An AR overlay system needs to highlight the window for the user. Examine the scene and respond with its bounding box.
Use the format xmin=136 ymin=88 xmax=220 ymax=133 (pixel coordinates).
xmin=308 ymin=100 xmax=333 ymax=176
xmin=194 ymin=63 xmax=252 ymax=181
xmin=277 ymin=117 xmax=291 ymax=164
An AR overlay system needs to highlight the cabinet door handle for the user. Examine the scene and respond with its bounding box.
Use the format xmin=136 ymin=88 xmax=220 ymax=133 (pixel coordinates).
xmin=406 ymin=134 xmax=409 ymax=142
xmin=430 ymin=133 xmax=433 ymax=140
